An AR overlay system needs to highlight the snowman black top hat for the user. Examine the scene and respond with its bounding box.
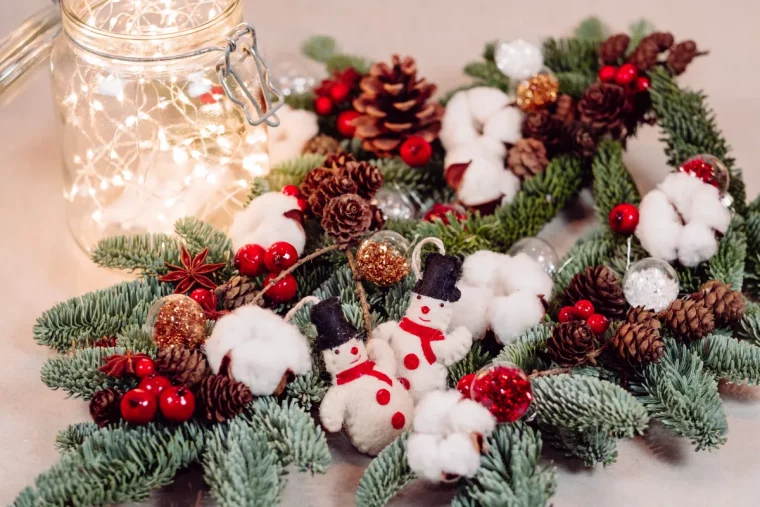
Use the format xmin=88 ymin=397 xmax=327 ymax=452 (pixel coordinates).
xmin=311 ymin=297 xmax=360 ymax=351
xmin=412 ymin=253 xmax=462 ymax=302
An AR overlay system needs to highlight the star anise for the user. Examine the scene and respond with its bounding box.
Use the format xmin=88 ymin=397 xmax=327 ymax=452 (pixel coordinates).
xmin=158 ymin=246 xmax=226 ymax=294
xmin=98 ymin=351 xmax=151 ymax=378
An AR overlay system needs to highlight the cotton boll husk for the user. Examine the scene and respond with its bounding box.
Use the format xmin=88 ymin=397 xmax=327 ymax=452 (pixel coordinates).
xmin=450 ymin=284 xmax=493 ymax=340
xmin=499 ymin=253 xmax=553 ymax=298
xmin=267 ymin=105 xmax=319 ymax=165
xmin=461 ymin=250 xmax=507 ymax=290
xmin=677 ymin=222 xmax=719 ymax=267
xmin=688 ymin=184 xmax=731 ymax=234
xmin=447 ymin=398 xmax=496 ymax=436
xmin=635 ymin=190 xmax=681 ymax=261
xmin=489 ymin=291 xmax=546 ymax=345
xmin=436 ymin=433 xmax=483 ymax=479
xmin=440 ymin=91 xmax=477 ymax=150
xmin=465 ymin=87 xmax=510 ymax=125
xmin=657 ymin=172 xmax=704 ymax=221
xmin=498 ymin=169 xmax=522 ymax=204
xmin=407 ymin=433 xmax=445 ymax=481
xmin=413 ymin=389 xmax=463 ymax=435
xmin=483 ymin=107 xmax=524 ymax=145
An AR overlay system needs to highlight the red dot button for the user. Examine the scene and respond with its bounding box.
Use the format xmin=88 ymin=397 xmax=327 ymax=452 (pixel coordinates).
xmin=391 ymin=412 xmax=406 ymax=429
xmin=398 ymin=378 xmax=410 ymax=390
xmin=403 ymin=353 xmax=420 ymax=370
xmin=376 ymin=389 xmax=390 ymax=405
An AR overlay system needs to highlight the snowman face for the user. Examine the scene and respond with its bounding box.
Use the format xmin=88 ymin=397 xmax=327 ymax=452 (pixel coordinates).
xmin=406 ymin=293 xmax=452 ymax=330
xmin=323 ymin=337 xmax=368 ymax=375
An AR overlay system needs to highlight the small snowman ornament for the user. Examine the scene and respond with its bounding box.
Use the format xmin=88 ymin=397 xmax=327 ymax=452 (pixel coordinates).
xmin=313 ymin=298 xmax=414 ymax=456
xmin=374 ymin=250 xmax=473 ymax=402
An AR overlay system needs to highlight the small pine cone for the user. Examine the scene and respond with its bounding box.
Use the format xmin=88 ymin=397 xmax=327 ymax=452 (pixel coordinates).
xmin=691 ymin=280 xmax=745 ymax=325
xmin=369 ymin=204 xmax=386 ymax=230
xmin=554 ymin=94 xmax=576 ymax=125
xmin=342 ymin=160 xmax=383 ymax=199
xmin=507 ymin=139 xmax=548 ymax=180
xmin=548 ymin=322 xmax=600 ymax=366
xmin=216 ymin=276 xmax=259 ymax=310
xmin=521 ymin=110 xmax=562 ymax=149
xmin=577 ymin=83 xmax=627 ymax=134
xmin=626 ymin=306 xmax=662 ymax=332
xmin=322 ymin=194 xmax=373 ymax=246
xmin=302 ymin=134 xmax=341 ymax=156
xmin=322 ymin=152 xmax=356 ymax=171
xmin=667 ymin=41 xmax=704 ymax=76
xmin=563 ymin=121 xmax=598 ymax=158
xmin=309 ymin=173 xmax=359 ymax=217
xmin=566 ymin=265 xmax=627 ymax=319
xmin=599 ymin=33 xmax=631 ymax=65
xmin=300 ymin=167 xmax=334 ymax=199
xmin=662 ymin=298 xmax=715 ymax=341
xmin=197 ymin=374 xmax=254 ymax=423
xmin=611 ymin=322 xmax=665 ymax=367
xmin=89 ymin=388 xmax=122 ymax=427
xmin=155 ymin=346 xmax=210 ymax=388
xmin=628 ymin=32 xmax=674 ymax=70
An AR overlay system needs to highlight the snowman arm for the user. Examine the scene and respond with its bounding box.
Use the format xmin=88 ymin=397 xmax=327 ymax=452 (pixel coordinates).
xmin=432 ymin=327 xmax=473 ymax=366
xmin=367 ymin=339 xmax=398 ymax=375
xmin=319 ymin=386 xmax=348 ymax=433
xmin=372 ymin=321 xmax=398 ymax=343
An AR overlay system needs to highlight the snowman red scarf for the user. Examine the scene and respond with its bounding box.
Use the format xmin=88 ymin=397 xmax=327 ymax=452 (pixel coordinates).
xmin=336 ymin=360 xmax=393 ymax=386
xmin=399 ymin=318 xmax=445 ymax=364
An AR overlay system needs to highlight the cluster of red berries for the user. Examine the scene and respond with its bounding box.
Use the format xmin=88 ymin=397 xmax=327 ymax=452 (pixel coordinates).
xmin=120 ymin=358 xmax=195 ymax=425
xmin=313 ymin=67 xmax=363 ymax=138
xmin=234 ymin=236 xmax=300 ymax=304
xmin=558 ymin=300 xmax=610 ymax=335
xmin=598 ymin=63 xmax=650 ymax=93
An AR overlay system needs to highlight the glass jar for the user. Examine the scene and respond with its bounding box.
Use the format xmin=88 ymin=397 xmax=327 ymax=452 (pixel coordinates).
xmin=50 ymin=0 xmax=282 ymax=251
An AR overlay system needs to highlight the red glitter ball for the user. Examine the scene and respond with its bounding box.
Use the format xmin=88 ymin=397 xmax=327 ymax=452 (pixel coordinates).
xmin=680 ymin=159 xmax=719 ymax=187
xmin=471 ymin=364 xmax=533 ymax=423
xmin=376 ymin=389 xmax=391 ymax=405
xmin=403 ymin=353 xmax=420 ymax=370
xmin=391 ymin=412 xmax=406 ymax=429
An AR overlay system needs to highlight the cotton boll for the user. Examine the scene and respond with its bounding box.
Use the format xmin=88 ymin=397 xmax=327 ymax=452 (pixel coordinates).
xmin=267 ymin=105 xmax=319 ymax=165
xmin=440 ymin=91 xmax=477 ymax=150
xmin=456 ymin=157 xmax=510 ymax=206
xmin=229 ymin=192 xmax=306 ymax=254
xmin=677 ymin=222 xmax=718 ymax=267
xmin=204 ymin=305 xmax=262 ymax=371
xmin=465 ymin=87 xmax=510 ymax=125
xmin=498 ymin=170 xmax=522 ymax=204
xmin=413 ymin=389 xmax=463 ymax=435
xmin=489 ymin=291 xmax=546 ymax=345
xmin=436 ymin=433 xmax=483 ymax=479
xmin=237 ymin=216 xmax=306 ymax=255
xmin=657 ymin=173 xmax=704 ymax=221
xmin=689 ymin=184 xmax=731 ymax=234
xmin=407 ymin=433 xmax=444 ymax=481
xmin=461 ymin=250 xmax=507 ymax=290
xmin=499 ymin=253 xmax=553 ymax=298
xmin=483 ymin=107 xmax=524 ymax=145
xmin=447 ymin=398 xmax=496 ymax=436
xmin=635 ymin=190 xmax=681 ymax=261
xmin=450 ymin=284 xmax=493 ymax=340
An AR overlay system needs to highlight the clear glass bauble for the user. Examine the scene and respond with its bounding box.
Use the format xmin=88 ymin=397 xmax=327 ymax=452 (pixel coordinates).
xmin=623 ymin=257 xmax=680 ymax=312
xmin=356 ymin=231 xmax=411 ymax=287
xmin=493 ymin=39 xmax=544 ymax=82
xmin=146 ymin=294 xmax=207 ymax=349
xmin=470 ymin=362 xmax=534 ymax=423
xmin=371 ymin=187 xmax=417 ymax=220
xmin=507 ymin=237 xmax=559 ymax=277
xmin=677 ymin=154 xmax=730 ymax=199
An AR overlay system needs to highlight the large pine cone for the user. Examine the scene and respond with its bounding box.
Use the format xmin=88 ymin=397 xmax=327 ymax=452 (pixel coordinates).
xmin=197 ymin=374 xmax=254 ymax=423
xmin=563 ymin=121 xmax=598 ymax=158
xmin=508 ymin=139 xmax=548 ymax=180
xmin=369 ymin=204 xmax=386 ymax=230
xmin=628 ymin=32 xmax=675 ymax=70
xmin=599 ymin=33 xmax=631 ymax=65
xmin=216 ymin=276 xmax=259 ymax=310
xmin=300 ymin=167 xmax=335 ymax=199
xmin=302 ymin=134 xmax=341 ymax=156
xmin=155 ymin=346 xmax=210 ymax=388
xmin=554 ymin=94 xmax=576 ymax=125
xmin=691 ymin=280 xmax=745 ymax=326
xmin=522 ymin=110 xmax=562 ymax=149
xmin=662 ymin=298 xmax=715 ymax=341
xmin=309 ymin=172 xmax=359 ymax=217
xmin=548 ymin=322 xmax=600 ymax=366
xmin=353 ymin=55 xmax=444 ymax=157
xmin=578 ymin=83 xmax=627 ymax=134
xmin=626 ymin=306 xmax=662 ymax=331
xmin=342 ymin=160 xmax=383 ymax=199
xmin=89 ymin=388 xmax=121 ymax=427
xmin=565 ymin=265 xmax=627 ymax=319
xmin=611 ymin=322 xmax=665 ymax=367
xmin=322 ymin=194 xmax=372 ymax=246
xmin=667 ymin=41 xmax=703 ymax=76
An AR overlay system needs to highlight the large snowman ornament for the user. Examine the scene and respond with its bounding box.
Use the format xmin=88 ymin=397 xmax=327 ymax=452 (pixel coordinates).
xmin=312 ymin=298 xmax=414 ymax=456
xmin=374 ymin=253 xmax=473 ymax=402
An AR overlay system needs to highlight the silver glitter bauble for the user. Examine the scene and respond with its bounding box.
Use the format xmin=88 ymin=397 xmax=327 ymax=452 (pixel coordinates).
xmin=371 ymin=187 xmax=417 ymax=220
xmin=494 ymin=39 xmax=544 ymax=82
xmin=507 ymin=237 xmax=559 ymax=277
xmin=623 ymin=257 xmax=680 ymax=312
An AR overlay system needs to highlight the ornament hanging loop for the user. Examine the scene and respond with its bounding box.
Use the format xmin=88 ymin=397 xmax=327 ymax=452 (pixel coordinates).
xmin=285 ymin=296 xmax=320 ymax=322
xmin=411 ymin=237 xmax=446 ymax=280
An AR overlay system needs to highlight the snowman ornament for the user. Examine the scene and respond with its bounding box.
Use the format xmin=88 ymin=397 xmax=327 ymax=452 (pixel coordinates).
xmin=374 ymin=252 xmax=473 ymax=402
xmin=312 ymin=297 xmax=414 ymax=456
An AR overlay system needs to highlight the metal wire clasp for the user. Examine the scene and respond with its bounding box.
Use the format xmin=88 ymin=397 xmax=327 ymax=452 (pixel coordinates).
xmin=217 ymin=23 xmax=283 ymax=128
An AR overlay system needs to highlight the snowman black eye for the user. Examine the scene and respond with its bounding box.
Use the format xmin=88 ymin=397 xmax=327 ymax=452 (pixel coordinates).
xmin=440 ymin=303 xmax=445 ymax=308
xmin=334 ymin=349 xmax=340 ymax=355
xmin=417 ymin=295 xmax=422 ymax=300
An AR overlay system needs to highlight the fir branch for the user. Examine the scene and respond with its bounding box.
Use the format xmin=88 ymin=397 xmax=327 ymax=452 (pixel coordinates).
xmin=301 ymin=35 xmax=337 ymax=63
xmin=496 ymin=323 xmax=553 ymax=372
xmin=413 ymin=213 xmax=497 ymax=258
xmin=55 ymin=422 xmax=99 ymax=454
xmin=381 ymin=274 xmax=415 ymax=322
xmin=91 ymin=233 xmax=180 ymax=276
xmin=41 ymin=346 xmax=138 ymax=400
xmin=709 ymin=216 xmax=747 ymax=290
xmin=463 ymin=60 xmax=510 ymax=92
xmin=532 ymin=374 xmax=649 ymax=438
xmin=555 ymin=71 xmax=596 ymax=98
xmin=247 ymin=154 xmax=326 ymax=205
xmin=542 ymin=37 xmax=599 ymax=75
xmin=574 ymin=16 xmax=609 ymax=42
xmin=541 ymin=425 xmax=618 ymax=467
xmin=738 ymin=301 xmax=760 ymax=347
xmin=116 ymin=325 xmax=157 ymax=354
xmin=628 ymin=19 xmax=655 ymax=52
xmin=355 ymin=434 xmax=415 ymax=507
xmin=552 ymin=229 xmax=615 ymax=295
xmin=34 ymin=278 xmax=173 ymax=352
xmin=326 ymin=54 xmax=371 ymax=74
xmin=743 ymin=211 xmax=760 ymax=296
xmin=452 ymin=423 xmax=557 ymax=507
xmin=173 ymin=217 xmax=234 ymax=267
xmin=630 ymin=341 xmax=728 ymax=451
xmin=372 ymin=156 xmax=451 ymax=201
xmin=692 ymin=333 xmax=760 ymax=385
xmin=592 ymin=139 xmax=640 ymax=230
xmin=286 ymin=372 xmax=329 ymax=410
xmin=448 ymin=342 xmax=493 ymax=386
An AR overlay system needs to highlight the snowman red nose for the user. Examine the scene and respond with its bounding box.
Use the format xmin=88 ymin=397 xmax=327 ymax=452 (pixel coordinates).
xmin=421 ymin=306 xmax=430 ymax=314
xmin=350 ymin=346 xmax=359 ymax=355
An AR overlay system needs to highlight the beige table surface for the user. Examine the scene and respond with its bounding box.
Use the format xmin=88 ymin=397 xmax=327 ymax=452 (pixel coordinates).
xmin=2 ymin=0 xmax=760 ymax=505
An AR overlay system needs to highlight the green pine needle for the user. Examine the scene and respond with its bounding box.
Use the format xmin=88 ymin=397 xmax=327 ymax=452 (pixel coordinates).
xmin=463 ymin=60 xmax=510 ymax=92
xmin=286 ymin=372 xmax=329 ymax=410
xmin=41 ymin=346 xmax=138 ymax=400
xmin=542 ymin=37 xmax=599 ymax=76
xmin=592 ymin=139 xmax=640 ymax=231
xmin=496 ymin=323 xmax=553 ymax=372
xmin=55 ymin=422 xmax=99 ymax=454
xmin=574 ymin=17 xmax=609 ymax=42
xmin=91 ymin=232 xmax=180 ymax=275
xmin=356 ymin=434 xmax=415 ymax=507
xmin=173 ymin=217 xmax=234 ymax=268
xmin=301 ymin=35 xmax=337 ymax=63
xmin=448 ymin=342 xmax=493 ymax=387
xmin=542 ymin=425 xmax=618 ymax=467
xmin=708 ymin=216 xmax=747 ymax=290
xmin=692 ymin=333 xmax=760 ymax=385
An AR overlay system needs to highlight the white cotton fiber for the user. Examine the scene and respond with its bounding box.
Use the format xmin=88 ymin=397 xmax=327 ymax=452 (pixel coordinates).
xmin=460 ymin=250 xmax=507 ymax=290
xmin=483 ymin=107 xmax=524 ymax=145
xmin=447 ymin=398 xmax=496 ymax=436
xmin=489 ymin=291 xmax=546 ymax=345
xmin=435 ymin=433 xmax=483 ymax=478
xmin=635 ymin=190 xmax=681 ymax=261
xmin=440 ymin=91 xmax=477 ymax=150
xmin=677 ymin=222 xmax=718 ymax=267
xmin=413 ymin=389 xmax=463 ymax=435
xmin=450 ymin=284 xmax=493 ymax=341
xmin=657 ymin=172 xmax=704 ymax=221
xmin=407 ymin=433 xmax=443 ymax=481
xmin=498 ymin=169 xmax=522 ymax=204
xmin=688 ymin=184 xmax=731 ymax=234
xmin=465 ymin=87 xmax=510 ymax=126
xmin=499 ymin=253 xmax=553 ymax=298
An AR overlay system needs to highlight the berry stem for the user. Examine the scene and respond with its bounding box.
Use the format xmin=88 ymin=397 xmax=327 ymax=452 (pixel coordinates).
xmin=345 ymin=249 xmax=373 ymax=341
xmin=529 ymin=367 xmax=573 ymax=379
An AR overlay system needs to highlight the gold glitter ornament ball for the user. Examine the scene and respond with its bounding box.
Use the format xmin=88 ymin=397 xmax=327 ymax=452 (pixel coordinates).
xmin=516 ymin=72 xmax=559 ymax=112
xmin=356 ymin=231 xmax=411 ymax=287
xmin=147 ymin=294 xmax=207 ymax=349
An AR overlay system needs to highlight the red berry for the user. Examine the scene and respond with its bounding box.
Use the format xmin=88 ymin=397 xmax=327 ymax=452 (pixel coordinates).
xmin=598 ymin=65 xmax=617 ymax=83
xmin=634 ymin=76 xmax=651 ymax=93
xmin=281 ymin=184 xmax=300 ymax=197
xmin=336 ymin=110 xmax=361 ymax=138
xmin=586 ymin=314 xmax=610 ymax=335
xmin=134 ymin=358 xmax=156 ymax=379
xmin=120 ymin=389 xmax=157 ymax=425
xmin=138 ymin=374 xmax=172 ymax=398
xmin=423 ymin=203 xmax=467 ymax=224
xmin=159 ymin=386 xmax=196 ymax=423
xmin=263 ymin=273 xmax=298 ymax=303
xmin=558 ymin=306 xmax=576 ymax=323
xmin=297 ymin=198 xmax=308 ymax=212
xmin=471 ymin=365 xmax=533 ymax=423
xmin=456 ymin=373 xmax=476 ymax=398
xmin=234 ymin=244 xmax=266 ymax=277
xmin=314 ymin=96 xmax=334 ymax=116
xmin=608 ymin=203 xmax=640 ymax=236
xmin=615 ymin=63 xmax=638 ymax=86
xmin=189 ymin=288 xmax=217 ymax=313
xmin=264 ymin=242 xmax=299 ymax=273
xmin=399 ymin=136 xmax=433 ymax=167
xmin=329 ymin=82 xmax=351 ymax=103
xmin=573 ymin=300 xmax=595 ymax=319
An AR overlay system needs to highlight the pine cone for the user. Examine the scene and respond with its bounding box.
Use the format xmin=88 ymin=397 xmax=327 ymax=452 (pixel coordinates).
xmin=691 ymin=280 xmax=745 ymax=326
xmin=300 ymin=167 xmax=334 ymax=199
xmin=548 ymin=322 xmax=600 ymax=366
xmin=155 ymin=346 xmax=210 ymax=388
xmin=507 ymin=139 xmax=548 ymax=180
xmin=353 ymin=55 xmax=444 ymax=157
xmin=322 ymin=194 xmax=372 ymax=246
xmin=578 ymin=83 xmax=627 ymax=134
xmin=667 ymin=41 xmax=704 ymax=76
xmin=369 ymin=204 xmax=386 ymax=230
xmin=662 ymin=298 xmax=715 ymax=341
xmin=216 ymin=276 xmax=259 ymax=310
xmin=628 ymin=32 xmax=674 ymax=70
xmin=89 ymin=388 xmax=122 ymax=427
xmin=554 ymin=94 xmax=576 ymax=125
xmin=521 ymin=110 xmax=562 ymax=149
xmin=626 ymin=306 xmax=662 ymax=331
xmin=342 ymin=160 xmax=383 ymax=199
xmin=610 ymin=322 xmax=665 ymax=367
xmin=563 ymin=121 xmax=598 ymax=158
xmin=302 ymin=134 xmax=341 ymax=156
xmin=566 ymin=265 xmax=627 ymax=319
xmin=309 ymin=172 xmax=359 ymax=217
xmin=599 ymin=33 xmax=631 ymax=65
xmin=197 ymin=374 xmax=254 ymax=423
